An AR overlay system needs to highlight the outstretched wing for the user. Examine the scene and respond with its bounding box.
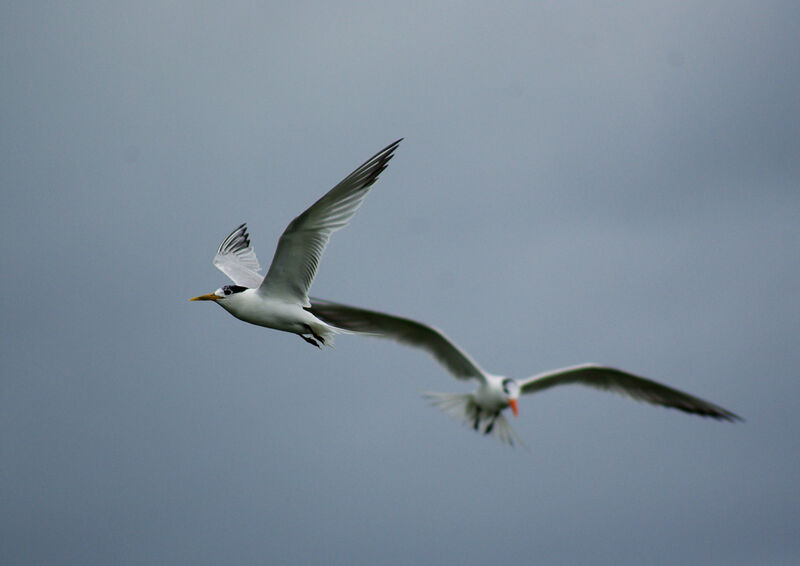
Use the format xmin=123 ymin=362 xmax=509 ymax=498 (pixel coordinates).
xmin=307 ymin=298 xmax=487 ymax=382
xmin=258 ymin=139 xmax=402 ymax=305
xmin=519 ymin=363 xmax=741 ymax=421
xmin=212 ymin=223 xmax=263 ymax=288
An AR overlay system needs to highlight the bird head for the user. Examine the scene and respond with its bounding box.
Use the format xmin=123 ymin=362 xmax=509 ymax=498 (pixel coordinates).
xmin=190 ymin=284 xmax=248 ymax=302
xmin=502 ymin=378 xmax=520 ymax=417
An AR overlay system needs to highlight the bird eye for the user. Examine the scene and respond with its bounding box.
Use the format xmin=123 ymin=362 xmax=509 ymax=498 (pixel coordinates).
xmin=502 ymin=379 xmax=520 ymax=398
xmin=223 ymin=286 xmax=232 ymax=296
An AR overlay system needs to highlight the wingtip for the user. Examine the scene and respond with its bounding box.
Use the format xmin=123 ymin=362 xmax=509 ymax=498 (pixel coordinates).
xmin=686 ymin=405 xmax=743 ymax=423
xmin=700 ymin=401 xmax=743 ymax=423
xmin=381 ymin=138 xmax=403 ymax=155
xmin=722 ymin=411 xmax=745 ymax=423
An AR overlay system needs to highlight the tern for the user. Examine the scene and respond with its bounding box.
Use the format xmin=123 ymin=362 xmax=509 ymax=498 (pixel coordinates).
xmin=190 ymin=139 xmax=402 ymax=347
xmin=307 ymin=299 xmax=742 ymax=444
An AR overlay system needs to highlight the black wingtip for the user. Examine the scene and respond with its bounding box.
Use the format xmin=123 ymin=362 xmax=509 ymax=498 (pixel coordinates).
xmin=378 ymin=138 xmax=403 ymax=157
xmin=682 ymin=405 xmax=744 ymax=423
xmin=720 ymin=411 xmax=745 ymax=423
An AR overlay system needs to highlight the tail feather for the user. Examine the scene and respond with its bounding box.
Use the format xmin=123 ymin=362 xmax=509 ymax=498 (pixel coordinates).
xmin=319 ymin=325 xmax=338 ymax=347
xmin=493 ymin=413 xmax=526 ymax=448
xmin=423 ymin=391 xmax=475 ymax=421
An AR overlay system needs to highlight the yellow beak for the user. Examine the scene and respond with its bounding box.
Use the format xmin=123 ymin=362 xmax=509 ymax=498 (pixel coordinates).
xmin=190 ymin=293 xmax=219 ymax=302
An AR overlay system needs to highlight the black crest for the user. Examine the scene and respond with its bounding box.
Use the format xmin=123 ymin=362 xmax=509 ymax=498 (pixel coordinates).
xmin=221 ymin=285 xmax=248 ymax=296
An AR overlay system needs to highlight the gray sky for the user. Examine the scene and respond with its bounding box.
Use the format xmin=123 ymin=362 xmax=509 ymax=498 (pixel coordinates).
xmin=2 ymin=2 xmax=799 ymax=565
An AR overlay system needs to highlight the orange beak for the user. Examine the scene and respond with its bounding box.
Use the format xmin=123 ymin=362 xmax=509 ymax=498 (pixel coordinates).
xmin=508 ymin=398 xmax=519 ymax=417
xmin=190 ymin=293 xmax=219 ymax=302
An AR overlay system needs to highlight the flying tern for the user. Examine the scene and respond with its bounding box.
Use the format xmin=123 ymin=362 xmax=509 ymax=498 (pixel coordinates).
xmin=307 ymin=299 xmax=742 ymax=444
xmin=190 ymin=139 xmax=402 ymax=347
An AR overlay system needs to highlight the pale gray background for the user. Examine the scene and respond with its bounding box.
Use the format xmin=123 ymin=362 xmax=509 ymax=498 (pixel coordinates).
xmin=2 ymin=2 xmax=799 ymax=565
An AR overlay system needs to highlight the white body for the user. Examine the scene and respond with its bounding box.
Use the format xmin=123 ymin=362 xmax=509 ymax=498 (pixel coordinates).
xmin=220 ymin=289 xmax=336 ymax=342
xmin=473 ymin=376 xmax=511 ymax=414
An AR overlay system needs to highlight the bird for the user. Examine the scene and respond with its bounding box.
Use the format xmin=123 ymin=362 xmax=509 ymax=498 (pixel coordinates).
xmin=306 ymin=299 xmax=742 ymax=444
xmin=190 ymin=139 xmax=402 ymax=347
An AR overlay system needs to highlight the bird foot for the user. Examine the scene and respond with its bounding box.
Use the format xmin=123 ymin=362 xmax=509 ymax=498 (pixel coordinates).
xmin=301 ymin=334 xmax=321 ymax=348
xmin=484 ymin=412 xmax=501 ymax=435
xmin=304 ymin=324 xmax=326 ymax=346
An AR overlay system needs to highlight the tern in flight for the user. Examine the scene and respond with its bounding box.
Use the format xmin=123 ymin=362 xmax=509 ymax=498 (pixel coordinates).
xmin=307 ymin=299 xmax=742 ymax=444
xmin=190 ymin=139 xmax=402 ymax=347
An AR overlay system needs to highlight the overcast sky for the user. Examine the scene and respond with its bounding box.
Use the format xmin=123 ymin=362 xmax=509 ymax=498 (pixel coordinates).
xmin=2 ymin=2 xmax=799 ymax=565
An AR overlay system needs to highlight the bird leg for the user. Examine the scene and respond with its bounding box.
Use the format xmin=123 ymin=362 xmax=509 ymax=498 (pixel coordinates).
xmin=484 ymin=414 xmax=499 ymax=435
xmin=473 ymin=411 xmax=481 ymax=431
xmin=304 ymin=324 xmax=326 ymax=346
xmin=300 ymin=334 xmax=321 ymax=348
